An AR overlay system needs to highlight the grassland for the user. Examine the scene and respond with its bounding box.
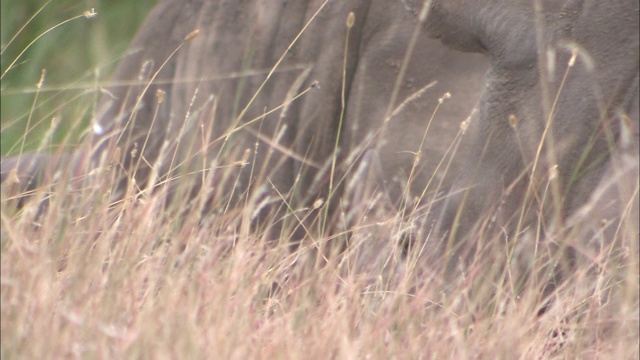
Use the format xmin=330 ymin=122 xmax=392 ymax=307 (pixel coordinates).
xmin=1 ymin=2 xmax=638 ymax=359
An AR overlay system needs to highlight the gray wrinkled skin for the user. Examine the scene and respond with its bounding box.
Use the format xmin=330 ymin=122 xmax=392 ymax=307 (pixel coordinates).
xmin=425 ymin=0 xmax=639 ymax=271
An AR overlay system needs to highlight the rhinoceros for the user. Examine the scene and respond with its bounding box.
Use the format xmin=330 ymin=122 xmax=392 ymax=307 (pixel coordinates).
xmin=2 ymin=0 xmax=636 ymax=277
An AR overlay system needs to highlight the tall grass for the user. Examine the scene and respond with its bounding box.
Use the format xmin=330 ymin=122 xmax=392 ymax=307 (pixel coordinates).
xmin=1 ymin=2 xmax=638 ymax=359
xmin=2 ymin=161 xmax=637 ymax=358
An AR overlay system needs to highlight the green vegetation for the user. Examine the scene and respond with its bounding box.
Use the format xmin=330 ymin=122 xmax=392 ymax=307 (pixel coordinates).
xmin=1 ymin=0 xmax=157 ymax=156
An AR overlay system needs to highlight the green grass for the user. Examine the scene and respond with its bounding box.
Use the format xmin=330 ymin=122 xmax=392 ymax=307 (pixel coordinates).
xmin=1 ymin=0 xmax=157 ymax=156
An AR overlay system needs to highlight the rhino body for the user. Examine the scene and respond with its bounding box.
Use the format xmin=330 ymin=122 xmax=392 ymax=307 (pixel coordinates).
xmin=3 ymin=1 xmax=489 ymax=227
xmin=2 ymin=0 xmax=637 ymax=274
xmin=99 ymin=0 xmax=488 ymax=209
xmin=426 ymin=0 xmax=639 ymax=269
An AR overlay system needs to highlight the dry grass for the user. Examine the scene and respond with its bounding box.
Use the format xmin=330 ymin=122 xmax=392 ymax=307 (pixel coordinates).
xmin=2 ymin=3 xmax=639 ymax=360
xmin=1 ymin=143 xmax=638 ymax=359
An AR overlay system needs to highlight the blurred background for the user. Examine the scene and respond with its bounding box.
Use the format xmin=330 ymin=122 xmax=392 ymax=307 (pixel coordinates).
xmin=1 ymin=0 xmax=158 ymax=156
